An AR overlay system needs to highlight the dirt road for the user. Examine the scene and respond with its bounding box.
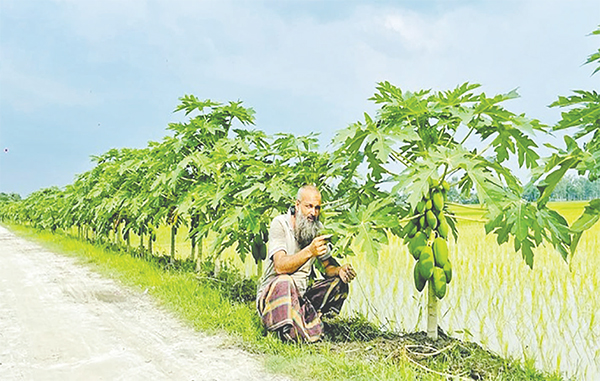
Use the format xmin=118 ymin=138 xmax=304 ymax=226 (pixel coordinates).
xmin=0 ymin=226 xmax=287 ymax=381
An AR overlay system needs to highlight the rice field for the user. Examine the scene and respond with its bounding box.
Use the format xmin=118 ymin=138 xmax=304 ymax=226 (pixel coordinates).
xmin=154 ymin=201 xmax=599 ymax=380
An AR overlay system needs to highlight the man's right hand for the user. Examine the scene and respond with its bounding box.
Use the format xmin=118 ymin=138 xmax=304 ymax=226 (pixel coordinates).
xmin=309 ymin=235 xmax=331 ymax=258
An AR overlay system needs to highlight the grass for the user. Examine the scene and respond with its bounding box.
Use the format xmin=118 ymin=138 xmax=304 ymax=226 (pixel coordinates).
xmin=2 ymin=221 xmax=571 ymax=381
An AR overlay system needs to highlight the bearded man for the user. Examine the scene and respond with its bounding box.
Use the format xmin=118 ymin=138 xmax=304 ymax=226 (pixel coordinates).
xmin=256 ymin=185 xmax=356 ymax=342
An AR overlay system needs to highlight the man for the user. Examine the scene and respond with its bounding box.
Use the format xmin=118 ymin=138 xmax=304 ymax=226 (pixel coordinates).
xmin=256 ymin=185 xmax=356 ymax=342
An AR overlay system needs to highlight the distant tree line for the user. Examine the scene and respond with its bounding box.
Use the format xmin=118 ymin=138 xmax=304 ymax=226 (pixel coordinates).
xmin=446 ymin=175 xmax=600 ymax=204
xmin=523 ymin=175 xmax=600 ymax=202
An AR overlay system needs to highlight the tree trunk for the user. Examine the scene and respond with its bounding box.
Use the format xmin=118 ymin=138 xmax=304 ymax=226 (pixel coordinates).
xmin=257 ymin=260 xmax=263 ymax=278
xmin=115 ymin=221 xmax=121 ymax=246
xmin=170 ymin=225 xmax=177 ymax=259
xmin=427 ymin=281 xmax=438 ymax=340
xmin=190 ymin=215 xmax=198 ymax=262
xmin=148 ymin=237 xmax=153 ymax=255
xmin=190 ymin=234 xmax=196 ymax=260
xmin=195 ymin=237 xmax=203 ymax=272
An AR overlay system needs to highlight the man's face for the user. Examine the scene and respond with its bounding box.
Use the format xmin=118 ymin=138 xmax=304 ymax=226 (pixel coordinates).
xmin=296 ymin=190 xmax=321 ymax=222
xmin=294 ymin=189 xmax=322 ymax=248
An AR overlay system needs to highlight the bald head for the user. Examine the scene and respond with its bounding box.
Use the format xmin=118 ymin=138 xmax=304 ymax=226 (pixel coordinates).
xmin=296 ymin=185 xmax=320 ymax=202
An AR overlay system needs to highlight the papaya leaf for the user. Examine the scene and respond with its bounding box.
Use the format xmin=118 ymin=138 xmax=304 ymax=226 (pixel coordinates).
xmin=569 ymin=198 xmax=600 ymax=257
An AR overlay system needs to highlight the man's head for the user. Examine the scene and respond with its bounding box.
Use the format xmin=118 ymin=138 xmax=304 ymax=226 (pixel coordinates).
xmin=294 ymin=185 xmax=322 ymax=248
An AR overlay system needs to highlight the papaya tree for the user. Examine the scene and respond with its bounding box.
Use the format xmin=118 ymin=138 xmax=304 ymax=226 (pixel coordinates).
xmin=330 ymin=81 xmax=573 ymax=339
xmin=166 ymin=96 xmax=256 ymax=263
xmin=535 ymin=25 xmax=600 ymax=249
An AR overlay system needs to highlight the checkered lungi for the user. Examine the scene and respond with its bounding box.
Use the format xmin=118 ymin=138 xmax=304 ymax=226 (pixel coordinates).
xmin=257 ymin=274 xmax=348 ymax=342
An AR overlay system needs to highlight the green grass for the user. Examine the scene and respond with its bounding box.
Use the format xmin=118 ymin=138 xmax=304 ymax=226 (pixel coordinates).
xmin=2 ymin=222 xmax=570 ymax=381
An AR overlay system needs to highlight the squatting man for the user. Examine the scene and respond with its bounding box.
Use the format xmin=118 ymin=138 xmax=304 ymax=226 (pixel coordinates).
xmin=256 ymin=185 xmax=356 ymax=342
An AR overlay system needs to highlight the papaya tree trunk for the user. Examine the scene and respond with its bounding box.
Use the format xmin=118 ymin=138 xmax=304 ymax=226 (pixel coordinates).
xmin=115 ymin=221 xmax=121 ymax=246
xmin=190 ymin=234 xmax=196 ymax=260
xmin=427 ymin=281 xmax=438 ymax=340
xmin=195 ymin=237 xmax=203 ymax=272
xmin=257 ymin=260 xmax=263 ymax=278
xmin=190 ymin=215 xmax=198 ymax=261
xmin=170 ymin=225 xmax=177 ymax=259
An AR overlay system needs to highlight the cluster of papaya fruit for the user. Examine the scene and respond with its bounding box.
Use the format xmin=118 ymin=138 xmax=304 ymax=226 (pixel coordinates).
xmin=251 ymin=231 xmax=268 ymax=262
xmin=403 ymin=179 xmax=452 ymax=299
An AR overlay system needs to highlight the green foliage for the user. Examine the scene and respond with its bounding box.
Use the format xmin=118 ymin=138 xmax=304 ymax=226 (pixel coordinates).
xmin=536 ymin=25 xmax=600 ymax=255
xmin=331 ymin=79 xmax=574 ymax=272
xmin=0 ymin=192 xmax=21 ymax=203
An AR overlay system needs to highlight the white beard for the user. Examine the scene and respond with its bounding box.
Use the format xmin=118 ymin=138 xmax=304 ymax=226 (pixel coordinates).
xmin=294 ymin=209 xmax=321 ymax=249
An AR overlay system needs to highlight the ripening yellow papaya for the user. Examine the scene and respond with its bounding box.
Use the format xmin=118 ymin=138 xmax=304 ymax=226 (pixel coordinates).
xmin=419 ymin=246 xmax=434 ymax=280
xmin=414 ymin=262 xmax=427 ymax=292
xmin=426 ymin=210 xmax=438 ymax=229
xmin=432 ymin=237 xmax=449 ymax=267
xmin=432 ymin=267 xmax=447 ymax=298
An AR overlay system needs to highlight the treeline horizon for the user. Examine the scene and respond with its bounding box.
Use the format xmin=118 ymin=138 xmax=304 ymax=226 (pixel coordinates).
xmin=4 ymin=173 xmax=599 ymax=205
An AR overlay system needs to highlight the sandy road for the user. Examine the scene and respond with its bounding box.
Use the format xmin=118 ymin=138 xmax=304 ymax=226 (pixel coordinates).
xmin=0 ymin=226 xmax=287 ymax=381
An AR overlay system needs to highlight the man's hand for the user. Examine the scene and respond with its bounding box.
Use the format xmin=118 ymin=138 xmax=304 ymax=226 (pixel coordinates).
xmin=308 ymin=235 xmax=332 ymax=258
xmin=339 ymin=264 xmax=356 ymax=283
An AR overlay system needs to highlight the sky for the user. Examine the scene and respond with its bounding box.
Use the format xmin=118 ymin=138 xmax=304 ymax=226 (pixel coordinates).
xmin=0 ymin=0 xmax=599 ymax=197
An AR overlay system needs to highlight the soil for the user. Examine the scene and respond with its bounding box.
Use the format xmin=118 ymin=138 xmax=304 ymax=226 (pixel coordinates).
xmin=0 ymin=226 xmax=288 ymax=381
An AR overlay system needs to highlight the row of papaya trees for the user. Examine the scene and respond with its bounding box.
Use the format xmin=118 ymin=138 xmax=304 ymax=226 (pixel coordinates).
xmin=2 ymin=28 xmax=599 ymax=339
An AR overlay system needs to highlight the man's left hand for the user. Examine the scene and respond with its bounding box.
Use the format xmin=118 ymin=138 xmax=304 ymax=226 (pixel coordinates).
xmin=339 ymin=264 xmax=356 ymax=283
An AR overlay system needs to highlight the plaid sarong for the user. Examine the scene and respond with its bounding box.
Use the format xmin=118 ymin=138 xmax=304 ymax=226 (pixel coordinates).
xmin=257 ymin=275 xmax=348 ymax=342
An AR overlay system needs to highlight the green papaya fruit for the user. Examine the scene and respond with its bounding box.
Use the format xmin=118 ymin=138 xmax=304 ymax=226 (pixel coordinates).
xmin=432 ymin=267 xmax=447 ymax=299
xmin=419 ymin=215 xmax=426 ymax=229
xmin=408 ymin=231 xmax=427 ymax=259
xmin=438 ymin=217 xmax=449 ymax=239
xmin=443 ymin=262 xmax=452 ymax=283
xmin=441 ymin=180 xmax=450 ymax=193
xmin=426 ymin=210 xmax=438 ymax=229
xmin=402 ymin=220 xmax=417 ymax=238
xmin=425 ymin=199 xmax=433 ymax=210
xmin=432 ymin=190 xmax=444 ymax=212
xmin=419 ymin=246 xmax=434 ymax=280
xmin=432 ymin=237 xmax=449 ymax=267
xmin=414 ymin=262 xmax=427 ymax=292
xmin=416 ymin=200 xmax=426 ymax=214
xmin=409 ymin=223 xmax=418 ymax=238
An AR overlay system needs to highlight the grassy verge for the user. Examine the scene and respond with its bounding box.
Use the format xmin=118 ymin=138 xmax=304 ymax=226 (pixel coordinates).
xmin=3 ymin=223 xmax=570 ymax=381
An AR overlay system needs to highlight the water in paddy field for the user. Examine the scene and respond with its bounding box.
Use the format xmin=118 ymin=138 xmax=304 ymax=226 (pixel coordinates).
xmin=340 ymin=222 xmax=600 ymax=381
